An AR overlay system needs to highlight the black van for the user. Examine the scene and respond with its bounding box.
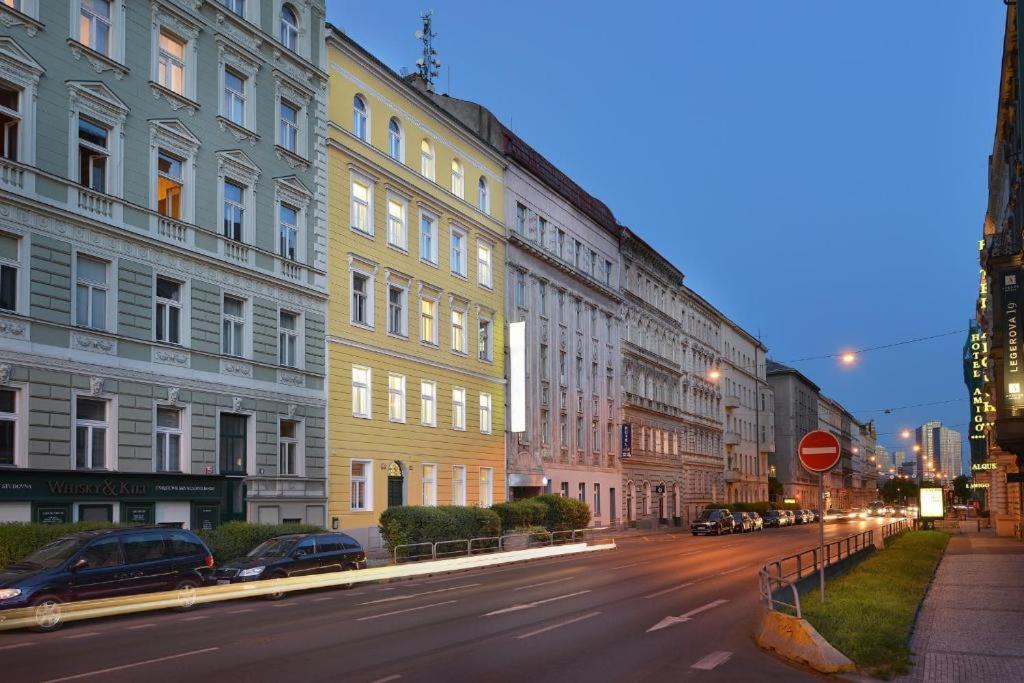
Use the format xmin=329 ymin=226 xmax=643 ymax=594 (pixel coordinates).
xmin=0 ymin=527 xmax=215 ymax=631
xmin=214 ymin=533 xmax=366 ymax=599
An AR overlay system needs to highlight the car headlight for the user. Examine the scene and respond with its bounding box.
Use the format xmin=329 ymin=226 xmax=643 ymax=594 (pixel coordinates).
xmin=0 ymin=588 xmax=22 ymax=600
xmin=238 ymin=566 xmax=265 ymax=578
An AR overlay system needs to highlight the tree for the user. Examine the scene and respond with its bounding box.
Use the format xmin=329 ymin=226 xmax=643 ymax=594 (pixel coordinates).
xmin=879 ymin=477 xmax=919 ymax=505
xmin=768 ymin=477 xmax=783 ymax=501
xmin=952 ymin=475 xmax=972 ymax=504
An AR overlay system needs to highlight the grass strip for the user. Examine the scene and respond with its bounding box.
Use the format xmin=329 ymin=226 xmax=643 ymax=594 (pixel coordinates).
xmin=799 ymin=530 xmax=949 ymax=679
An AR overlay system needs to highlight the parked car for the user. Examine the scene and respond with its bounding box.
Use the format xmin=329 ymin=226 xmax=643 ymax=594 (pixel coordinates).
xmin=809 ymin=509 xmax=822 ymax=523
xmin=735 ymin=512 xmax=754 ymax=533
xmin=791 ymin=509 xmax=805 ymax=525
xmin=749 ymin=512 xmax=764 ymax=531
xmin=214 ymin=533 xmax=366 ymax=599
xmin=0 ymin=527 xmax=214 ymax=632
xmin=800 ymin=510 xmax=813 ymax=524
xmin=690 ymin=509 xmax=736 ymax=536
xmin=763 ymin=510 xmax=786 ymax=527
xmin=784 ymin=510 xmax=797 ymax=526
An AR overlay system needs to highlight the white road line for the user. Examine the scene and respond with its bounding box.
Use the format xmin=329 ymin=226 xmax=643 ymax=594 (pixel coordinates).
xmin=359 ymin=583 xmax=480 ymax=605
xmin=125 ymin=623 xmax=156 ymax=630
xmin=647 ymin=599 xmax=730 ymax=633
xmin=228 ymin=608 xmax=254 ymax=614
xmin=356 ymin=600 xmax=457 ymax=621
xmin=611 ymin=562 xmax=640 ymax=570
xmin=370 ymin=675 xmax=402 ymax=683
xmin=0 ymin=642 xmax=37 ymax=651
xmin=311 ymin=596 xmax=337 ymax=602
xmin=180 ymin=615 xmax=208 ymax=621
xmin=644 ymin=582 xmax=694 ymax=599
xmin=515 ymin=611 xmax=602 ymax=639
xmin=39 ymin=647 xmax=220 ymax=683
xmin=271 ymin=602 xmax=297 ymax=607
xmin=63 ymin=632 xmax=100 ymax=639
xmin=513 ymin=576 xmax=574 ymax=591
xmin=484 ymin=590 xmax=591 ymax=617
xmin=691 ymin=650 xmax=733 ymax=670
xmin=720 ymin=567 xmax=746 ymax=576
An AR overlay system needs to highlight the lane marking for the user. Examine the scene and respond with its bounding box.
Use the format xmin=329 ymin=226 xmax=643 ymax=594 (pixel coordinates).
xmin=359 ymin=583 xmax=480 ymax=606
xmin=515 ymin=611 xmax=602 ymax=639
xmin=63 ymin=632 xmax=100 ymax=640
xmin=271 ymin=603 xmax=296 ymax=608
xmin=125 ymin=623 xmax=156 ymax=630
xmin=370 ymin=676 xmax=402 ymax=683
xmin=311 ymin=596 xmax=337 ymax=602
xmin=228 ymin=608 xmax=254 ymax=614
xmin=647 ymin=599 xmax=729 ymax=633
xmin=40 ymin=646 xmax=220 ymax=682
xmin=513 ymin=576 xmax=574 ymax=591
xmin=180 ymin=615 xmax=208 ymax=621
xmin=644 ymin=582 xmax=694 ymax=599
xmin=0 ymin=642 xmax=37 ymax=651
xmin=611 ymin=562 xmax=640 ymax=570
xmin=356 ymin=600 xmax=457 ymax=621
xmin=691 ymin=650 xmax=733 ymax=670
xmin=484 ymin=590 xmax=591 ymax=617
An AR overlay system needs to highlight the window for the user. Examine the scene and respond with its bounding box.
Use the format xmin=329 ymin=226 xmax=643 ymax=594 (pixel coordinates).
xmin=78 ymin=116 xmax=109 ymax=192
xmin=279 ymin=100 xmax=299 ymax=153
xmin=222 ymin=180 xmax=244 ymax=241
xmin=154 ymin=277 xmax=181 ymax=344
xmin=605 ymin=260 xmax=613 ymax=286
xmin=420 ymin=381 xmax=436 ymax=426
xmin=388 ymin=374 xmax=405 ymax=423
xmin=478 ymin=177 xmax=489 ymax=213
xmin=387 ymin=198 xmax=407 ymax=249
xmin=0 ymin=83 xmax=19 ymax=162
xmin=514 ymin=271 xmax=525 ymax=307
xmin=540 ymin=344 xmax=549 ymax=379
xmin=388 ymin=117 xmax=402 ymax=161
xmin=479 ymin=393 xmax=492 ymax=434
xmin=351 ymin=271 xmax=370 ymax=326
xmin=478 ymin=318 xmax=492 ymax=361
xmin=279 ymin=419 xmax=299 ymax=475
xmin=157 ymin=31 xmax=185 ymax=94
xmin=219 ymin=413 xmax=247 ymax=476
xmin=422 ymin=464 xmax=437 ymax=506
xmin=479 ymin=467 xmax=493 ymax=507
xmin=351 ymin=460 xmax=370 ymax=511
xmin=420 ymin=139 xmax=435 ymax=179
xmin=559 ymin=351 xmax=567 ymax=385
xmin=592 ymin=421 xmax=600 ymax=451
xmin=560 ymin=418 xmax=568 ymax=447
xmin=450 ymin=228 xmax=467 ymax=277
xmin=75 ymin=254 xmax=108 ymax=330
xmin=223 ymin=68 xmax=246 ymax=126
xmin=75 ymin=396 xmax=107 ymax=470
xmin=573 ymin=240 xmax=582 ymax=268
xmin=538 ymin=217 xmax=547 ymax=248
xmin=353 ymin=95 xmax=368 ymax=141
xmin=221 ymin=0 xmax=245 ymax=16
xmin=576 ymin=416 xmax=585 ymax=449
xmin=452 ymin=388 xmax=466 ymax=430
xmin=415 ymin=298 xmax=437 ymax=345
xmin=558 ymin=290 xmax=566 ymax=319
xmin=594 ymin=483 xmax=601 ymax=515
xmin=221 ymin=295 xmax=245 ymax=357
xmin=591 ymin=251 xmax=597 ymax=277
xmin=278 ymin=203 xmax=298 ymax=261
xmin=420 ymin=213 xmax=437 ymax=263
xmin=352 ymin=366 xmax=371 ymax=418
xmin=80 ymin=0 xmax=112 ymax=56
xmin=280 ymin=4 xmax=299 ymax=51
xmin=155 ymin=406 xmax=182 ymax=472
xmin=477 ymin=243 xmax=492 ymax=288
xmin=388 ymin=285 xmax=406 ymax=336
xmin=279 ymin=311 xmax=298 ymax=367
xmin=452 ymin=465 xmax=466 ymax=506
xmin=351 ymin=180 xmax=371 ymax=234
xmin=557 ymin=230 xmax=566 ymax=259
xmin=451 ymin=159 xmax=464 ymax=198
xmin=0 ymin=232 xmax=19 ymax=312
xmin=575 ymin=356 xmax=583 ymax=385
xmin=155 ymin=149 xmax=183 ymax=218
xmin=451 ymin=309 xmax=466 ymax=353
xmin=541 ymin=409 xmax=550 ymax=444
xmin=0 ymin=388 xmax=17 ymax=467
xmin=578 ymin=482 xmax=586 ymax=502
xmin=514 ymin=204 xmax=527 ymax=234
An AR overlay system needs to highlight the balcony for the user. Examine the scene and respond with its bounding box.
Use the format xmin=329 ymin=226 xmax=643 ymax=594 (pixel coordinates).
xmin=723 ymin=394 xmax=740 ymax=411
xmin=0 ymin=157 xmax=25 ymax=190
xmin=724 ymin=431 xmax=741 ymax=446
xmin=722 ymin=469 xmax=741 ymax=483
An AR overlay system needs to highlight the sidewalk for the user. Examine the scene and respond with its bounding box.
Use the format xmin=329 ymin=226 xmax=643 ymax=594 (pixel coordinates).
xmin=894 ymin=530 xmax=1024 ymax=683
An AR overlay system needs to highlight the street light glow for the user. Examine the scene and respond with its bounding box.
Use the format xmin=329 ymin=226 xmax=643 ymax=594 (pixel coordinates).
xmin=708 ymin=368 xmax=720 ymax=381
xmin=840 ymin=351 xmax=857 ymax=365
xmin=900 ymin=429 xmax=911 ymax=439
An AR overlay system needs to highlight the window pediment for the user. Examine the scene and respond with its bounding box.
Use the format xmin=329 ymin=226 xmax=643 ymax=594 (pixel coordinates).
xmin=68 ymin=81 xmax=129 ymax=127
xmin=149 ymin=118 xmax=201 ymax=156
xmin=274 ymin=175 xmax=311 ymax=208
xmin=216 ymin=149 xmax=260 ymax=185
xmin=153 ymin=0 xmax=201 ymax=40
xmin=0 ymin=37 xmax=42 ymax=86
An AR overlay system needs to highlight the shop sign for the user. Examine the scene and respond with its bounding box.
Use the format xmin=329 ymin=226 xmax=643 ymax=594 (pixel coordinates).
xmin=0 ymin=472 xmax=224 ymax=501
xmin=968 ymin=482 xmax=991 ymax=489
xmin=966 ymin=325 xmax=995 ymax=453
xmin=783 ymin=498 xmax=797 ymax=504
xmin=999 ymin=268 xmax=1024 ymax=411
xmin=621 ymin=423 xmax=632 ymax=459
xmin=971 ymin=463 xmax=997 ymax=471
xmin=919 ymin=487 xmax=945 ymax=518
xmin=36 ymin=506 xmax=69 ymax=524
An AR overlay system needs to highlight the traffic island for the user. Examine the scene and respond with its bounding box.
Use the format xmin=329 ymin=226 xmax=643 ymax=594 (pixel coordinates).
xmin=797 ymin=530 xmax=949 ymax=679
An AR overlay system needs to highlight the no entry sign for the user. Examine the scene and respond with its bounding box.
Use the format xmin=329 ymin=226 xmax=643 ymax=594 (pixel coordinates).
xmin=798 ymin=430 xmax=841 ymax=472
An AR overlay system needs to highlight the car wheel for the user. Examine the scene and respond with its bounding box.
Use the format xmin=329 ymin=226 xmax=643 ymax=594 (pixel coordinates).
xmin=172 ymin=579 xmax=200 ymax=612
xmin=30 ymin=594 xmax=64 ymax=632
xmin=266 ymin=571 xmax=288 ymax=600
xmin=691 ymin=532 xmax=698 ymax=536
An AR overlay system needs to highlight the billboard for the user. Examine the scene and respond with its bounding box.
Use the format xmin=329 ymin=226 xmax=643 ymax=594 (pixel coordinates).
xmin=509 ymin=321 xmax=526 ymax=433
xmin=919 ymin=487 xmax=944 ymax=519
xmin=998 ymin=268 xmax=1024 ymax=411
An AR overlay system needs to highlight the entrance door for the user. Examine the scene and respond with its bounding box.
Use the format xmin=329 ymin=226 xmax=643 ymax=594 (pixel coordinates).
xmin=387 ymin=461 xmax=405 ymax=508
xmin=609 ymin=488 xmax=617 ymax=524
xmin=219 ymin=414 xmax=248 ymax=475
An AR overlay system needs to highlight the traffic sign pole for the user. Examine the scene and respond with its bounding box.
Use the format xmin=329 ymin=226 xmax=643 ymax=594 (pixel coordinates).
xmin=797 ymin=430 xmax=841 ymax=605
xmin=819 ymin=471 xmax=825 ymax=603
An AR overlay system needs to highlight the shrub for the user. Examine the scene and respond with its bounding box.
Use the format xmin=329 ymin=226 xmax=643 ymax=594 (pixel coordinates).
xmin=491 ymin=499 xmax=548 ymax=530
xmin=378 ymin=506 xmax=502 ymax=553
xmin=197 ymin=521 xmax=323 ymax=563
xmin=534 ymin=494 xmax=592 ymax=531
xmin=729 ymin=501 xmax=773 ymax=516
xmin=0 ymin=522 xmax=121 ymax=569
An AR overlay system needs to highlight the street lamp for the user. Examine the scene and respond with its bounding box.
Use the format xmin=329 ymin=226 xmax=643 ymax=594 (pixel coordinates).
xmin=840 ymin=351 xmax=857 ymax=366
xmin=708 ymin=368 xmax=720 ymax=381
xmin=900 ymin=429 xmax=911 ymax=440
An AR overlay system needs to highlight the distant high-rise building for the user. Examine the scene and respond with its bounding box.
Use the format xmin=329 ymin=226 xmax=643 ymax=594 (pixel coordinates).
xmin=915 ymin=421 xmax=964 ymax=481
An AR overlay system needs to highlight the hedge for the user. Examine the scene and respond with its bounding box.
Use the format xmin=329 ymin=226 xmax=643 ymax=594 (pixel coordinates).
xmin=0 ymin=522 xmax=120 ymax=570
xmin=378 ymin=506 xmax=502 ymax=553
xmin=533 ymin=494 xmax=591 ymax=531
xmin=491 ymin=499 xmax=549 ymax=530
xmin=196 ymin=521 xmax=324 ymax=563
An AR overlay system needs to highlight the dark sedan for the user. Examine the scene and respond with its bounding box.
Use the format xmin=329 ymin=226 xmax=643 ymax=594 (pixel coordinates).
xmin=690 ymin=509 xmax=736 ymax=536
xmin=214 ymin=533 xmax=366 ymax=599
xmin=763 ymin=510 xmax=787 ymax=527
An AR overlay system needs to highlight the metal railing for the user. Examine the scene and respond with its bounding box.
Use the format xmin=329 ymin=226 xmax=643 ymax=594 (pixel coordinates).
xmin=393 ymin=527 xmax=603 ymax=564
xmin=881 ymin=518 xmax=909 ymax=538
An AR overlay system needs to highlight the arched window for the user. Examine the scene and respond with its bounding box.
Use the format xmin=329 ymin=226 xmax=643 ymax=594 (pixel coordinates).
xmin=353 ymin=95 xmax=368 ymax=141
xmin=477 ymin=176 xmax=489 ymax=212
xmin=420 ymin=139 xmax=434 ymax=180
xmin=450 ymin=159 xmax=464 ymax=198
xmin=280 ymin=4 xmax=299 ymax=51
xmin=388 ymin=118 xmax=402 ymax=161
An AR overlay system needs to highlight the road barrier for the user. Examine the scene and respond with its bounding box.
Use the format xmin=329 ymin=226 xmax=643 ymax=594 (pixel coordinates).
xmin=393 ymin=527 xmax=605 ymax=564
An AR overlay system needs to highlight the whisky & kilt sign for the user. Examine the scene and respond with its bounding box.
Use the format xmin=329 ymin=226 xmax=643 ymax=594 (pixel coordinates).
xmin=0 ymin=471 xmax=224 ymax=502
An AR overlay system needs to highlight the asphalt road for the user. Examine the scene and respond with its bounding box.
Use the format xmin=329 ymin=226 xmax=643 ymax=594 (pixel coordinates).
xmin=0 ymin=518 xmax=895 ymax=683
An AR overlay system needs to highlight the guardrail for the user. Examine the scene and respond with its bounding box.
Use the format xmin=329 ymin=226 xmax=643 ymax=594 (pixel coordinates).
xmin=393 ymin=527 xmax=607 ymax=564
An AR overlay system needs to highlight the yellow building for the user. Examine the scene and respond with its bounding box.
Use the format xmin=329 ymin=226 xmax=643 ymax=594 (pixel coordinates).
xmin=325 ymin=27 xmax=507 ymax=541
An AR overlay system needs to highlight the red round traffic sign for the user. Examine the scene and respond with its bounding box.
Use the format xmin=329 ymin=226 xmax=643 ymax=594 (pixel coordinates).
xmin=798 ymin=430 xmax=841 ymax=472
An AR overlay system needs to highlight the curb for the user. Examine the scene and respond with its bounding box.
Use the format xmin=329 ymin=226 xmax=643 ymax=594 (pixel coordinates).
xmin=753 ymin=606 xmax=856 ymax=674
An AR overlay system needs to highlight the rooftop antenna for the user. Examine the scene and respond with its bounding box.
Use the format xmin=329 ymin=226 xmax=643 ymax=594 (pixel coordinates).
xmin=414 ymin=10 xmax=441 ymax=91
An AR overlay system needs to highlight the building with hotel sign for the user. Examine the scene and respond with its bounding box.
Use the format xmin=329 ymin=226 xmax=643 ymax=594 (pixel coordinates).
xmin=975 ymin=2 xmax=1024 ymax=536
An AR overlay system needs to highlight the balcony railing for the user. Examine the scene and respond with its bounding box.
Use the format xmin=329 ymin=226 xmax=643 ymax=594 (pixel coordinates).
xmin=722 ymin=469 xmax=741 ymax=483
xmin=724 ymin=431 xmax=741 ymax=446
xmin=76 ymin=187 xmax=114 ymax=218
xmin=157 ymin=216 xmax=189 ymax=244
xmin=223 ymin=239 xmax=252 ymax=265
xmin=723 ymin=394 xmax=740 ymax=410
xmin=0 ymin=157 xmax=24 ymax=190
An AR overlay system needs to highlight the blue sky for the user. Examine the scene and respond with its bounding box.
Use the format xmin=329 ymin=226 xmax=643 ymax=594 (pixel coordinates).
xmin=326 ymin=2 xmax=1005 ymax=470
